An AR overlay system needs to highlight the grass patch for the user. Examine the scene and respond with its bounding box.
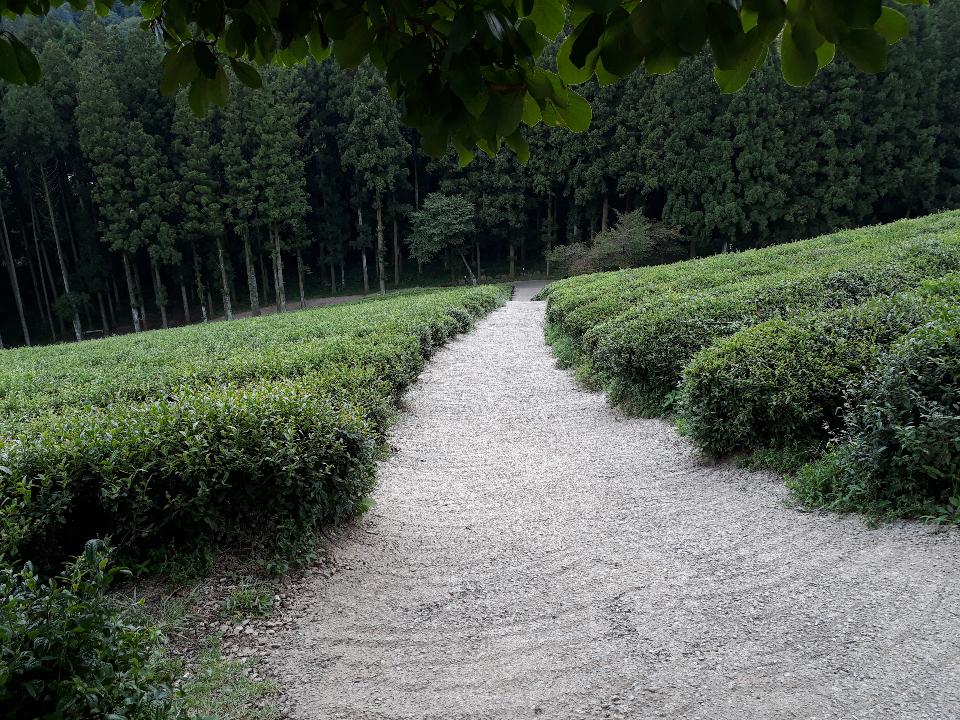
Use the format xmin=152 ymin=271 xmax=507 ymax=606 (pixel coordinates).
xmin=176 ymin=639 xmax=281 ymax=720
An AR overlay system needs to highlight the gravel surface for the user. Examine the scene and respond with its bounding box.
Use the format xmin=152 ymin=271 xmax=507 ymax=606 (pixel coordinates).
xmin=270 ymin=281 xmax=960 ymax=719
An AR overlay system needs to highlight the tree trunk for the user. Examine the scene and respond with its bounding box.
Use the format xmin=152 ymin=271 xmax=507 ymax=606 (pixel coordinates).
xmin=151 ymin=258 xmax=168 ymax=329
xmin=39 ymin=240 xmax=61 ymax=337
xmin=42 ymin=169 xmax=81 ymax=341
xmin=340 ymin=260 xmax=345 ymax=290
xmin=296 ymin=248 xmax=306 ymax=309
xmin=271 ymin=225 xmax=286 ymax=313
xmin=56 ymin=168 xmax=80 ymax=263
xmin=242 ymin=229 xmax=260 ymax=317
xmin=393 ymin=215 xmax=400 ymax=287
xmin=0 ymin=195 xmax=30 ymax=346
xmin=375 ymin=193 xmax=386 ymax=296
xmin=417 ymin=258 xmax=422 ymax=277
xmin=216 ymin=236 xmax=233 ymax=320
xmin=82 ymin=301 xmax=93 ymax=333
xmin=459 ymin=250 xmax=477 ymax=285
xmin=447 ymin=246 xmax=454 ymax=283
xmin=106 ymin=282 xmax=116 ymax=327
xmin=132 ymin=259 xmax=148 ymax=330
xmin=601 ymin=194 xmax=610 ymax=232
xmin=179 ymin=277 xmax=190 ymax=325
xmin=475 ymin=242 xmax=481 ymax=281
xmin=361 ymin=248 xmax=369 ymax=295
xmin=329 ymin=262 xmax=337 ymax=294
xmin=29 ymin=190 xmax=57 ymax=329
xmin=260 ymin=255 xmax=270 ymax=301
xmin=193 ymin=244 xmax=208 ymax=323
xmin=96 ymin=291 xmax=109 ymax=337
xmin=206 ymin=291 xmax=214 ymax=320
xmin=413 ymin=157 xmax=420 ymax=210
xmin=508 ymin=242 xmax=516 ymax=280
xmin=122 ymin=251 xmax=142 ymax=333
xmin=24 ymin=237 xmax=46 ymax=335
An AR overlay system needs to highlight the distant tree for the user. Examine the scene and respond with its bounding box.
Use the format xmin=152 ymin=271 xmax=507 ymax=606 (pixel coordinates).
xmin=172 ymin=99 xmax=226 ymax=321
xmin=0 ymin=167 xmax=30 ymax=345
xmin=407 ymin=193 xmax=477 ymax=283
xmin=2 ymin=40 xmax=82 ymax=340
xmin=339 ymin=63 xmax=410 ymax=294
xmin=252 ymin=70 xmax=310 ymax=312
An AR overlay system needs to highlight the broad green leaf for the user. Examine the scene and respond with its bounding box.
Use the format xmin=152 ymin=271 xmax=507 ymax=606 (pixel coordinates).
xmin=874 ymin=6 xmax=909 ymax=44
xmin=0 ymin=37 xmax=27 ymax=84
xmin=160 ymin=45 xmax=199 ymax=95
xmin=528 ymin=0 xmax=566 ymax=39
xmin=552 ymin=86 xmax=591 ymax=131
xmin=188 ymin=78 xmax=209 ymax=117
xmin=333 ymin=18 xmax=374 ymax=68
xmin=816 ymin=41 xmax=836 ymax=69
xmin=781 ymin=22 xmax=818 ymax=86
xmin=839 ymin=28 xmax=888 ymax=72
xmin=714 ymin=63 xmax=753 ymax=93
xmin=9 ymin=35 xmax=40 ymax=83
xmin=644 ymin=45 xmax=682 ymax=75
xmin=557 ymin=32 xmax=595 ymax=84
xmin=229 ymin=58 xmax=262 ymax=88
xmin=194 ymin=43 xmax=219 ymax=79
xmin=521 ymin=92 xmax=541 ymax=125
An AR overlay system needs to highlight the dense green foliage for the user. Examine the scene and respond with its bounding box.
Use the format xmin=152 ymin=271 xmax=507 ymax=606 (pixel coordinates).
xmin=548 ymin=210 xmax=685 ymax=275
xmin=681 ymin=277 xmax=960 ymax=455
xmin=0 ymin=285 xmax=508 ymax=571
xmin=0 ymin=540 xmax=177 ymax=720
xmin=408 ymin=193 xmax=477 ymax=276
xmin=541 ymin=211 xmax=960 ymax=517
xmin=791 ymin=302 xmax=960 ymax=518
xmin=2 ymin=5 xmax=959 ymax=349
xmin=0 ymin=1 xmax=928 ymax=158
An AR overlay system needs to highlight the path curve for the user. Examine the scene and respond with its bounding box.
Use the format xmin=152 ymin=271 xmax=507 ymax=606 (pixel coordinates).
xmin=270 ymin=281 xmax=960 ymax=719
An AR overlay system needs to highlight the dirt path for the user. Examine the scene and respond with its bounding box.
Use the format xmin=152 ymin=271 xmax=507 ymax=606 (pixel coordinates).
xmin=270 ymin=281 xmax=960 ymax=719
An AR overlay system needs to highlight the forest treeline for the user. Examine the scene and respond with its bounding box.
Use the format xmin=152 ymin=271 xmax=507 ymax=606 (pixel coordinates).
xmin=1 ymin=2 xmax=958 ymax=347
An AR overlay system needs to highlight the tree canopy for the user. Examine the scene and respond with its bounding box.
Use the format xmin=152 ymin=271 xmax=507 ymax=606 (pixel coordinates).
xmin=0 ymin=0 xmax=930 ymax=161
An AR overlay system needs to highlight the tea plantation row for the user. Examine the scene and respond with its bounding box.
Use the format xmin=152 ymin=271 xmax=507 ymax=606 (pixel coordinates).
xmin=541 ymin=211 xmax=960 ymax=518
xmin=0 ymin=286 xmax=509 ymax=571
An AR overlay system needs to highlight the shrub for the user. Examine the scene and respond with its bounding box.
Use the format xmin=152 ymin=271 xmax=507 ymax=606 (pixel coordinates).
xmin=789 ymin=305 xmax=960 ymax=516
xmin=0 ymin=541 xmax=177 ymax=720
xmin=542 ymin=212 xmax=960 ymax=414
xmin=0 ymin=286 xmax=509 ymax=571
xmin=680 ymin=283 xmax=960 ymax=455
xmin=547 ymin=211 xmax=685 ymax=277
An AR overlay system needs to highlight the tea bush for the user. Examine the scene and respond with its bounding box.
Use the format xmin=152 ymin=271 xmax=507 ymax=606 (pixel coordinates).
xmin=680 ymin=276 xmax=960 ymax=455
xmin=790 ymin=305 xmax=960 ymax=517
xmin=543 ymin=213 xmax=960 ymax=413
xmin=0 ymin=286 xmax=508 ymax=570
xmin=0 ymin=541 xmax=177 ymax=720
xmin=541 ymin=212 xmax=960 ymax=517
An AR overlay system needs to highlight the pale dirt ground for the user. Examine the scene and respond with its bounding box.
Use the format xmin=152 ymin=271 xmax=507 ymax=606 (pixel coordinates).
xmin=267 ymin=281 xmax=960 ymax=719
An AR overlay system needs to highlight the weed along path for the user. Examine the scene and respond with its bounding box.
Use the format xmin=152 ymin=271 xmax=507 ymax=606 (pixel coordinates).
xmin=269 ymin=281 xmax=960 ymax=719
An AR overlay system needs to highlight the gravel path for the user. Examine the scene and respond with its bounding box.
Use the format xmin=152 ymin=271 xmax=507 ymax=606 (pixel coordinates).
xmin=270 ymin=281 xmax=960 ymax=719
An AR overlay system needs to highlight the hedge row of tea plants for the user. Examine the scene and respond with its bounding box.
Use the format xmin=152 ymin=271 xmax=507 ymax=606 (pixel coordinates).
xmin=0 ymin=286 xmax=509 ymax=570
xmin=681 ymin=276 xmax=960 ymax=456
xmin=789 ymin=304 xmax=960 ymax=518
xmin=541 ymin=211 xmax=960 ymax=517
